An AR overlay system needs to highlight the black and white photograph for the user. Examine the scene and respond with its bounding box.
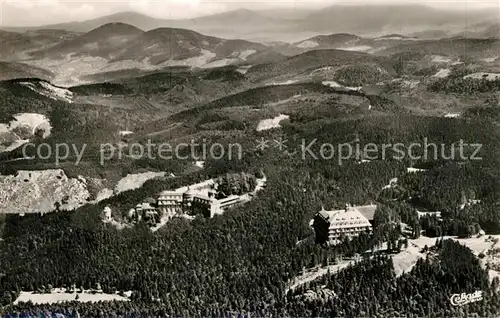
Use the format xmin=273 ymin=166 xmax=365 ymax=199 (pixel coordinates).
xmin=0 ymin=0 xmax=499 ymax=317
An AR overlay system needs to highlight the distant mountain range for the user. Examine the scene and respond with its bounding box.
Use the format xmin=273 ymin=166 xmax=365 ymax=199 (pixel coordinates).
xmin=3 ymin=5 xmax=498 ymax=42
xmin=298 ymin=5 xmax=497 ymax=36
xmin=1 ymin=22 xmax=284 ymax=86
xmin=0 ymin=29 xmax=80 ymax=60
xmin=0 ymin=4 xmax=497 ymax=86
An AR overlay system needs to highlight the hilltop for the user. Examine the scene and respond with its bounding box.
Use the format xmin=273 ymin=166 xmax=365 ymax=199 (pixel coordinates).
xmin=0 ymin=29 xmax=80 ymax=60
xmin=31 ymin=23 xmax=144 ymax=59
xmin=246 ymin=49 xmax=388 ymax=82
xmin=14 ymin=24 xmax=283 ymax=86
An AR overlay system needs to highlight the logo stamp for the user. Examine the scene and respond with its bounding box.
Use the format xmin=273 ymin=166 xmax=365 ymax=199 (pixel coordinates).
xmin=450 ymin=291 xmax=483 ymax=306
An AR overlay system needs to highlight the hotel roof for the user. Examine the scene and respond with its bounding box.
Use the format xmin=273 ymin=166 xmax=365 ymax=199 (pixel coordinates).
xmin=355 ymin=204 xmax=377 ymax=221
xmin=158 ymin=190 xmax=184 ymax=196
xmin=318 ymin=205 xmax=373 ymax=229
xmin=136 ymin=202 xmax=156 ymax=210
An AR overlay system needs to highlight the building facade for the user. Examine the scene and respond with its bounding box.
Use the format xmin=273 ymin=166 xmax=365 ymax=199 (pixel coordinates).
xmin=156 ymin=190 xmax=184 ymax=217
xmin=134 ymin=202 xmax=159 ymax=223
xmin=313 ymin=205 xmax=373 ymax=244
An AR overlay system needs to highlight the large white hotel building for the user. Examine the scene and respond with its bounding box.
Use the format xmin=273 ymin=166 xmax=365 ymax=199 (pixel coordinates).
xmin=312 ymin=204 xmax=375 ymax=244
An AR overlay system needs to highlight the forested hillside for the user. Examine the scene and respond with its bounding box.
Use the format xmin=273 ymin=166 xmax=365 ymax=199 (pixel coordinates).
xmin=2 ymin=112 xmax=500 ymax=316
xmin=2 ymin=10 xmax=500 ymax=316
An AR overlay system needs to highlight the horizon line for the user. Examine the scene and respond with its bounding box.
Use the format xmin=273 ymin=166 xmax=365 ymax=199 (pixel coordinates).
xmin=1 ymin=2 xmax=498 ymax=28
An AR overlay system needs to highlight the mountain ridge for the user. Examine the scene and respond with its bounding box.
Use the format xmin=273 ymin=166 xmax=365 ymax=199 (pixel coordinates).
xmin=9 ymin=23 xmax=284 ymax=86
xmin=2 ymin=5 xmax=497 ymax=42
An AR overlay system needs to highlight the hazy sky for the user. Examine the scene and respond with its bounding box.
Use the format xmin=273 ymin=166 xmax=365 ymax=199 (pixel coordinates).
xmin=1 ymin=0 xmax=499 ymax=26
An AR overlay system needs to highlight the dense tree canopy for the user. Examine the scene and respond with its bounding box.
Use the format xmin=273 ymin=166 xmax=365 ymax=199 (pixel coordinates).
xmin=2 ymin=106 xmax=500 ymax=317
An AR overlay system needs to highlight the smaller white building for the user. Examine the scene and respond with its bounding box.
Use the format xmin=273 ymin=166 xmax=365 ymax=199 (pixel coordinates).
xmin=209 ymin=195 xmax=243 ymax=217
xmin=133 ymin=202 xmax=158 ymax=223
xmin=102 ymin=206 xmax=112 ymax=222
